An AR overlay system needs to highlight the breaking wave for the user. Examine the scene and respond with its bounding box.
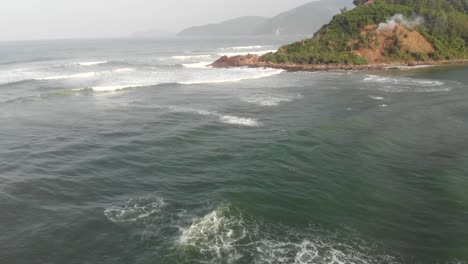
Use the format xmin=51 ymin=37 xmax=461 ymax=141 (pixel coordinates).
xmin=219 ymin=45 xmax=264 ymax=51
xmin=165 ymin=106 xmax=260 ymax=127
xmin=241 ymin=94 xmax=301 ymax=106
xmin=218 ymin=50 xmax=277 ymax=57
xmin=35 ymin=72 xmax=97 ymax=80
xmin=174 ymin=204 xmax=399 ymax=264
xmin=75 ymin=61 xmax=108 ymax=66
xmin=182 ymin=62 xmax=211 ymax=68
xmin=178 ymin=69 xmax=284 ymax=85
xmin=172 ymin=55 xmax=215 ymax=60
xmin=369 ymin=95 xmax=385 ymax=101
xmin=363 ymin=75 xmax=452 ymax=92
xmin=104 ymin=195 xmax=166 ymax=223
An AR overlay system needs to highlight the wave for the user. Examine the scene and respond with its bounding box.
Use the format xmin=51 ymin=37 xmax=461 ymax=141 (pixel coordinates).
xmin=369 ymin=95 xmax=385 ymax=101
xmin=165 ymin=106 xmax=260 ymax=127
xmin=35 ymin=72 xmax=97 ymax=80
xmin=219 ymin=115 xmax=259 ymax=126
xmin=241 ymin=94 xmax=301 ymax=106
xmin=112 ymin=68 xmax=135 ymax=73
xmin=178 ymin=69 xmax=284 ymax=85
xmin=385 ymin=65 xmax=434 ymax=70
xmin=175 ymin=204 xmax=398 ymax=264
xmin=88 ymin=84 xmax=145 ymax=92
xmin=104 ymin=195 xmax=166 ymax=223
xmin=76 ymin=61 xmax=108 ymax=66
xmin=219 ymin=45 xmax=264 ymax=51
xmin=172 ymin=54 xmax=215 ymax=60
xmin=218 ymin=50 xmax=277 ymax=57
xmin=363 ymin=75 xmax=451 ymax=93
xmin=177 ymin=205 xmax=246 ymax=263
xmin=364 ymin=75 xmax=444 ymax=86
xmin=182 ymin=62 xmax=211 ymax=69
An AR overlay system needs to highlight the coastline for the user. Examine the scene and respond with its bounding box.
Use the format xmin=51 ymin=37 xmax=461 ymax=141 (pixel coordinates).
xmin=210 ymin=54 xmax=468 ymax=72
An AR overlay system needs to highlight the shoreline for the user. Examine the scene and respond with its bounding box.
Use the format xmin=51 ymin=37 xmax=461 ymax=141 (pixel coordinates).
xmin=210 ymin=55 xmax=468 ymax=72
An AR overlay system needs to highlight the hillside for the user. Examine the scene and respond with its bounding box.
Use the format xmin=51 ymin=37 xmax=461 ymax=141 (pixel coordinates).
xmin=259 ymin=0 xmax=468 ymax=65
xmin=178 ymin=0 xmax=353 ymax=37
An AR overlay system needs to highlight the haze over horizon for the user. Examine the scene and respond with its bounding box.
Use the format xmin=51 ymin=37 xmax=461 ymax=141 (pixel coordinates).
xmin=0 ymin=0 xmax=320 ymax=41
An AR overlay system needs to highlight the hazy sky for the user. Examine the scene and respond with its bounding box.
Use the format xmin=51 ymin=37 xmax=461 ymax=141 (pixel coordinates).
xmin=0 ymin=0 xmax=316 ymax=41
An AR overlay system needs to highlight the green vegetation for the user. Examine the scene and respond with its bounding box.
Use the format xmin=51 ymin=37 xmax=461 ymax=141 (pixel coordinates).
xmin=260 ymin=0 xmax=468 ymax=65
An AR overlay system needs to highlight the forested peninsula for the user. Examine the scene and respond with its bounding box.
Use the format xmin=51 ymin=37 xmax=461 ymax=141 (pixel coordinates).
xmin=212 ymin=0 xmax=468 ymax=70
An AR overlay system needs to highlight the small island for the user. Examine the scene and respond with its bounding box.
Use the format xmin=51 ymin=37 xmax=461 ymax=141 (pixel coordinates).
xmin=211 ymin=0 xmax=468 ymax=70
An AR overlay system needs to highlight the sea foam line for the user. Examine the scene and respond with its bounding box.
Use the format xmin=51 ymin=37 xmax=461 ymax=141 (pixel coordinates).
xmin=182 ymin=62 xmax=211 ymax=69
xmin=172 ymin=54 xmax=214 ymax=60
xmin=219 ymin=45 xmax=264 ymax=51
xmin=76 ymin=61 xmax=108 ymax=66
xmin=35 ymin=72 xmax=97 ymax=80
xmin=165 ymin=106 xmax=260 ymax=127
xmin=218 ymin=50 xmax=277 ymax=57
xmin=178 ymin=69 xmax=284 ymax=85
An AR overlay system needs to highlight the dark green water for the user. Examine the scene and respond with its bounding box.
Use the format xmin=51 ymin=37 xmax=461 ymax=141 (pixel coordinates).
xmin=0 ymin=39 xmax=467 ymax=264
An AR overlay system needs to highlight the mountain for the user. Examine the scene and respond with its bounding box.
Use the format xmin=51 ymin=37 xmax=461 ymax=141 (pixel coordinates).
xmin=253 ymin=0 xmax=354 ymax=36
xmin=177 ymin=16 xmax=268 ymax=37
xmin=178 ymin=0 xmax=354 ymax=37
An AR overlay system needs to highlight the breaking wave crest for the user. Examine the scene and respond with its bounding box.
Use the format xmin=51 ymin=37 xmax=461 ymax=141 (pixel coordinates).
xmin=182 ymin=62 xmax=211 ymax=68
xmin=165 ymin=106 xmax=260 ymax=127
xmin=178 ymin=205 xmax=246 ymax=263
xmin=363 ymin=75 xmax=452 ymax=92
xmin=174 ymin=204 xmax=399 ymax=264
xmin=35 ymin=72 xmax=97 ymax=80
xmin=219 ymin=45 xmax=264 ymax=51
xmin=172 ymin=55 xmax=215 ymax=60
xmin=218 ymin=50 xmax=277 ymax=57
xmin=241 ymin=94 xmax=301 ymax=106
xmin=75 ymin=61 xmax=108 ymax=66
xmin=104 ymin=195 xmax=166 ymax=223
xmin=178 ymin=69 xmax=284 ymax=85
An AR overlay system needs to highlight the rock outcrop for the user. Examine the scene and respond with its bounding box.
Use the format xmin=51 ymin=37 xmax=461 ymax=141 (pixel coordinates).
xmin=210 ymin=54 xmax=260 ymax=68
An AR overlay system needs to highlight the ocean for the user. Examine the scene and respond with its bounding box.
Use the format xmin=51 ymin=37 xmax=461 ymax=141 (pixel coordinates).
xmin=0 ymin=37 xmax=467 ymax=264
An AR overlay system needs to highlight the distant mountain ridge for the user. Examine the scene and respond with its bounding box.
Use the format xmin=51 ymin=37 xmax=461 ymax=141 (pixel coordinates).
xmin=178 ymin=16 xmax=268 ymax=37
xmin=178 ymin=0 xmax=354 ymax=37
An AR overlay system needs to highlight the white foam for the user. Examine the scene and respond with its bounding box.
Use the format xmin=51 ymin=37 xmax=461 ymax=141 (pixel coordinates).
xmin=174 ymin=205 xmax=397 ymax=264
xmin=76 ymin=61 xmax=108 ymax=66
xmin=113 ymin=68 xmax=135 ymax=73
xmin=182 ymin=62 xmax=211 ymax=69
xmin=364 ymin=75 xmax=444 ymax=86
xmin=242 ymin=94 xmax=300 ymax=106
xmin=172 ymin=54 xmax=214 ymax=60
xmin=368 ymin=95 xmax=385 ymax=101
xmin=218 ymin=50 xmax=277 ymax=57
xmin=36 ymin=72 xmax=97 ymax=80
xmin=178 ymin=205 xmax=246 ymax=262
xmin=385 ymin=65 xmax=434 ymax=70
xmin=219 ymin=45 xmax=264 ymax=51
xmin=219 ymin=115 xmax=259 ymax=127
xmin=165 ymin=106 xmax=260 ymax=127
xmin=104 ymin=195 xmax=166 ymax=223
xmin=89 ymin=84 xmax=146 ymax=92
xmin=363 ymin=75 xmax=451 ymax=93
xmin=179 ymin=68 xmax=284 ymax=85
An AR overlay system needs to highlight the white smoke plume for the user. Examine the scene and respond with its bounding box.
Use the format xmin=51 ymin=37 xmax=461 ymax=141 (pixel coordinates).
xmin=377 ymin=14 xmax=425 ymax=32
